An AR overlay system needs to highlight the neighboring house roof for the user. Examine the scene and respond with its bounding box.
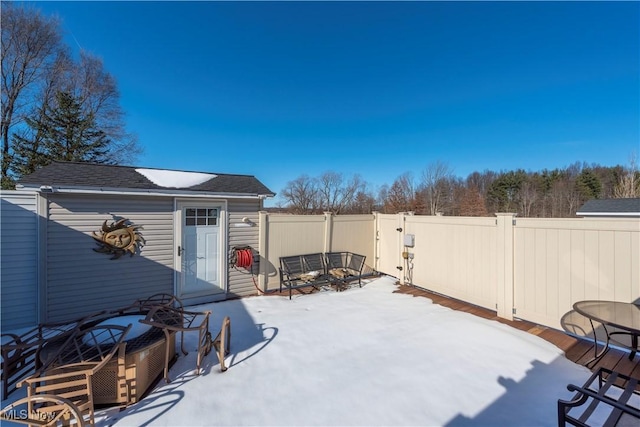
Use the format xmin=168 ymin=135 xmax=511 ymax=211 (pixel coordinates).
xmin=17 ymin=161 xmax=276 ymax=198
xmin=576 ymin=198 xmax=640 ymax=217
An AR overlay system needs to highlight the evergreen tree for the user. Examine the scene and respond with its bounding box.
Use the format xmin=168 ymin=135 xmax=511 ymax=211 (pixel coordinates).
xmin=487 ymin=170 xmax=526 ymax=213
xmin=12 ymin=91 xmax=112 ymax=175
xmin=575 ymin=169 xmax=602 ymax=201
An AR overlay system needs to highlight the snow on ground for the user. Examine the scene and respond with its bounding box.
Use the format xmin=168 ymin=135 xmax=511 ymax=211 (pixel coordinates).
xmin=3 ymin=276 xmax=593 ymax=426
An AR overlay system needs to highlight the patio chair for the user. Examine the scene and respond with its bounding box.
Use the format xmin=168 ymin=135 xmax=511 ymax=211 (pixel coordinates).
xmin=140 ymin=306 xmax=215 ymax=382
xmin=113 ymin=292 xmax=184 ymax=316
xmin=17 ymin=323 xmax=131 ymax=426
xmin=0 ymin=394 xmax=86 ymax=426
xmin=1 ymin=310 xmax=110 ymax=398
xmin=326 ymin=252 xmax=367 ymax=288
xmin=279 ymin=253 xmax=334 ymax=299
xmin=558 ymin=367 xmax=640 ymax=426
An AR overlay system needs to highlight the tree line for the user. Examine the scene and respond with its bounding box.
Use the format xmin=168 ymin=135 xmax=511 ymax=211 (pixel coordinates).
xmin=1 ymin=2 xmax=141 ymax=189
xmin=274 ymin=158 xmax=640 ymax=218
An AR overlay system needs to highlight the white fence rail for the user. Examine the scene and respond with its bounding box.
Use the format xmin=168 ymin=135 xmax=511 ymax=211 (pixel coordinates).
xmin=262 ymin=211 xmax=639 ymax=332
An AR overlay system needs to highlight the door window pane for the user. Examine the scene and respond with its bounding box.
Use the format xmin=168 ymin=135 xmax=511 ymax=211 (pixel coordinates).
xmin=184 ymin=207 xmax=219 ymax=227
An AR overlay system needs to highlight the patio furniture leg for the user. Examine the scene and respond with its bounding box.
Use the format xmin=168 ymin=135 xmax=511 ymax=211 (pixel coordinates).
xmin=213 ymin=316 xmax=231 ymax=372
xmin=162 ymin=329 xmax=172 ymax=383
xmin=585 ymin=319 xmax=610 ymax=368
xmin=630 ymin=333 xmax=638 ymax=360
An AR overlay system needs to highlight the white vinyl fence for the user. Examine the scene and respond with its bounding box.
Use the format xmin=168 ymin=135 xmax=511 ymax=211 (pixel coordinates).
xmin=1 ymin=197 xmax=638 ymax=333
xmin=373 ymin=212 xmax=639 ymax=331
xmin=513 ymin=218 xmax=640 ymax=330
xmin=262 ymin=211 xmax=639 ymax=331
xmin=259 ymin=212 xmax=376 ymax=289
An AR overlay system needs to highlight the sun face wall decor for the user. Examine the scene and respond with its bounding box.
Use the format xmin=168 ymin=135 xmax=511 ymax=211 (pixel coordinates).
xmin=92 ymin=218 xmax=145 ymax=259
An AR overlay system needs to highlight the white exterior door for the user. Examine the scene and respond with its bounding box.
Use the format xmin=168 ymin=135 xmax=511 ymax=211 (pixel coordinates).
xmin=177 ymin=202 xmax=225 ymax=301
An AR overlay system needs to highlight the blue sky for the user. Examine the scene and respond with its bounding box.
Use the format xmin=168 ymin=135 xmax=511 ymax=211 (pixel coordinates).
xmin=29 ymin=1 xmax=639 ymax=205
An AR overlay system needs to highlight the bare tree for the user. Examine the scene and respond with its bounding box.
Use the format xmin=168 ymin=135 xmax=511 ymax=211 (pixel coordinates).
xmin=383 ymin=172 xmax=418 ymax=213
xmin=420 ymin=161 xmax=454 ymax=215
xmin=280 ymin=175 xmax=319 ymax=214
xmin=68 ymin=52 xmax=141 ymax=163
xmin=458 ymin=186 xmax=488 ymax=216
xmin=519 ymin=180 xmax=538 ymax=217
xmin=614 ymin=152 xmax=640 ymax=198
xmin=1 ymin=2 xmax=63 ymax=187
xmin=317 ymin=171 xmax=364 ymax=214
xmin=346 ymin=190 xmax=377 ymax=214
xmin=466 ymin=170 xmax=497 ymax=195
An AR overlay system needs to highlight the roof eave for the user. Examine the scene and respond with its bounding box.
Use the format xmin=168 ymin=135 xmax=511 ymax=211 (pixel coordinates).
xmin=576 ymin=211 xmax=640 ymax=216
xmin=17 ymin=184 xmax=275 ymax=199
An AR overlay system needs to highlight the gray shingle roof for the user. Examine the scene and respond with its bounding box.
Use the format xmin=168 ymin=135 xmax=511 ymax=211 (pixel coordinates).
xmin=577 ymin=198 xmax=640 ymax=215
xmin=17 ymin=161 xmax=275 ymax=197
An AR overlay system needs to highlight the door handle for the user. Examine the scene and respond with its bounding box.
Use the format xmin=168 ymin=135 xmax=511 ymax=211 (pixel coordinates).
xmin=178 ymin=246 xmax=182 ymax=256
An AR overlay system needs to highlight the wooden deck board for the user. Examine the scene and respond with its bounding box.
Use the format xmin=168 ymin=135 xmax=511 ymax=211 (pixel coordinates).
xmin=392 ymin=283 xmax=640 ymax=391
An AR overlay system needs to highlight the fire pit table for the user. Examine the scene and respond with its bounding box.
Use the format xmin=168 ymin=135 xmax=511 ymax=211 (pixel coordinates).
xmin=89 ymin=314 xmax=176 ymax=406
xmin=38 ymin=314 xmax=176 ymax=407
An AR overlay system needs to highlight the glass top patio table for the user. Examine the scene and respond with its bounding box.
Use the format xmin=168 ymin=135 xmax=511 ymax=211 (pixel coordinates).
xmin=572 ymin=300 xmax=640 ymax=367
xmin=573 ymin=300 xmax=640 ymax=333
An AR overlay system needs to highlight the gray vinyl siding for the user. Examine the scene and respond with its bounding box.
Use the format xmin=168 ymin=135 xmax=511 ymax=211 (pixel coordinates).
xmin=227 ymin=199 xmax=260 ymax=297
xmin=45 ymin=194 xmax=174 ymax=322
xmin=1 ymin=191 xmax=39 ymax=329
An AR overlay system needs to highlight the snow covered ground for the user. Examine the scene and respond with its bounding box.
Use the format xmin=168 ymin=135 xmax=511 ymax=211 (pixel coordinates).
xmin=6 ymin=276 xmax=594 ymax=426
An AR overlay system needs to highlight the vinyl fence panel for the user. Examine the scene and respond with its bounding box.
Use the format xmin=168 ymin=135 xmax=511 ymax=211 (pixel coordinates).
xmin=513 ymin=218 xmax=640 ymax=330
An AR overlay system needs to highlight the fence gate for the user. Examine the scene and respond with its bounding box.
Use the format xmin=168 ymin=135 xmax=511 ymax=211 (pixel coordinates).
xmin=375 ymin=213 xmax=403 ymax=279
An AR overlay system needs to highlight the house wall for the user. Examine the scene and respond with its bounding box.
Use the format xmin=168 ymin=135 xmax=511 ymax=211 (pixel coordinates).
xmin=1 ymin=190 xmax=39 ymax=329
xmin=227 ymin=199 xmax=261 ymax=297
xmin=44 ymin=194 xmax=175 ymax=322
xmin=39 ymin=194 xmax=262 ymax=322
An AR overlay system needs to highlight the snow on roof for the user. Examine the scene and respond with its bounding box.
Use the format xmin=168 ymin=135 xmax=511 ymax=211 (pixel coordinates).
xmin=135 ymin=168 xmax=216 ymax=188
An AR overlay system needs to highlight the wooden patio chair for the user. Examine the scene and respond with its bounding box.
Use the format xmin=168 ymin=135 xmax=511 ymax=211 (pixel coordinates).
xmin=0 ymin=394 xmax=86 ymax=426
xmin=17 ymin=323 xmax=131 ymax=426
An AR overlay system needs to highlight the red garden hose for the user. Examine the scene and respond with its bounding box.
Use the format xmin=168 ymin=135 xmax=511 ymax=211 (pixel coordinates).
xmin=235 ymin=248 xmax=253 ymax=269
xmin=233 ymin=247 xmax=266 ymax=294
